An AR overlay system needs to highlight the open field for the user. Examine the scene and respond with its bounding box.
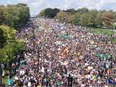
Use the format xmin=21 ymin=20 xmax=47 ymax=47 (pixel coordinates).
xmin=89 ymin=28 xmax=116 ymax=36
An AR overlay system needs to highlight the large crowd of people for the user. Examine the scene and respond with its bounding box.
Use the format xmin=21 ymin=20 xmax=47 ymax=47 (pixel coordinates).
xmin=7 ymin=18 xmax=116 ymax=87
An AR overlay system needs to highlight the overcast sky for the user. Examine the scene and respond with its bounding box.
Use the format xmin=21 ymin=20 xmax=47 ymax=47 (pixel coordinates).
xmin=0 ymin=0 xmax=116 ymax=16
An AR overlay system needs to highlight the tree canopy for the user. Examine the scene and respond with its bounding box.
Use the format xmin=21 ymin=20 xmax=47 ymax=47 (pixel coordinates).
xmin=0 ymin=3 xmax=27 ymax=66
xmin=38 ymin=7 xmax=116 ymax=28
xmin=0 ymin=3 xmax=30 ymax=28
xmin=0 ymin=29 xmax=6 ymax=48
xmin=0 ymin=25 xmax=24 ymax=64
xmin=38 ymin=8 xmax=60 ymax=18
xmin=101 ymin=12 xmax=114 ymax=27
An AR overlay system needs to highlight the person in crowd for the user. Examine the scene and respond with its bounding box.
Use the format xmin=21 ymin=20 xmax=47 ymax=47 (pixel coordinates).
xmin=11 ymin=18 xmax=116 ymax=87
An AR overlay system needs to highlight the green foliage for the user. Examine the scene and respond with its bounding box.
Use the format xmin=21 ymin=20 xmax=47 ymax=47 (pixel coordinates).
xmin=0 ymin=6 xmax=5 ymax=24
xmin=71 ymin=8 xmax=89 ymax=25
xmin=56 ymin=11 xmax=72 ymax=23
xmin=64 ymin=9 xmax=76 ymax=13
xmin=56 ymin=11 xmax=66 ymax=22
xmin=0 ymin=3 xmax=30 ymax=28
xmin=0 ymin=25 xmax=16 ymax=40
xmin=77 ymin=10 xmax=98 ymax=27
xmin=38 ymin=8 xmax=60 ymax=18
xmin=89 ymin=28 xmax=116 ymax=36
xmin=87 ymin=10 xmax=98 ymax=27
xmin=76 ymin=8 xmax=89 ymax=14
xmin=16 ymin=3 xmax=30 ymax=24
xmin=38 ymin=10 xmax=45 ymax=17
xmin=0 ymin=29 xmax=6 ymax=48
xmin=113 ymin=12 xmax=116 ymax=22
xmin=79 ymin=13 xmax=88 ymax=26
xmin=101 ymin=12 xmax=114 ymax=28
xmin=0 ymin=25 xmax=24 ymax=64
xmin=0 ymin=3 xmax=28 ymax=66
xmin=0 ymin=41 xmax=24 ymax=63
xmin=71 ymin=13 xmax=81 ymax=25
xmin=39 ymin=7 xmax=116 ymax=29
xmin=95 ymin=12 xmax=103 ymax=27
xmin=3 ymin=6 xmax=20 ymax=28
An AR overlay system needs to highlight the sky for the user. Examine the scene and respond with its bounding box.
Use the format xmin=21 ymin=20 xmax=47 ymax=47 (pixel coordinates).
xmin=0 ymin=0 xmax=116 ymax=16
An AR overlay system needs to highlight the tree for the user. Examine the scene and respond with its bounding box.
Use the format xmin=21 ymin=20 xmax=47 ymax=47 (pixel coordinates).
xmin=0 ymin=25 xmax=24 ymax=64
xmin=79 ymin=10 xmax=100 ymax=27
xmin=0 ymin=6 xmax=5 ymax=24
xmin=79 ymin=13 xmax=88 ymax=26
xmin=38 ymin=8 xmax=60 ymax=18
xmin=3 ymin=6 xmax=20 ymax=28
xmin=17 ymin=4 xmax=30 ymax=24
xmin=70 ymin=8 xmax=89 ymax=25
xmin=56 ymin=11 xmax=72 ymax=23
xmin=113 ymin=12 xmax=116 ymax=22
xmin=71 ymin=13 xmax=81 ymax=25
xmin=76 ymin=7 xmax=89 ymax=14
xmin=101 ymin=12 xmax=114 ymax=27
xmin=86 ymin=10 xmax=98 ymax=27
xmin=3 ymin=3 xmax=30 ymax=28
xmin=95 ymin=12 xmax=103 ymax=27
xmin=56 ymin=11 xmax=67 ymax=22
xmin=52 ymin=8 xmax=60 ymax=18
xmin=0 ymin=25 xmax=16 ymax=41
xmin=64 ymin=8 xmax=76 ymax=14
xmin=0 ymin=29 xmax=6 ymax=48
xmin=16 ymin=3 xmax=28 ymax=7
xmin=38 ymin=10 xmax=45 ymax=17
xmin=0 ymin=25 xmax=15 ymax=63
xmin=39 ymin=7 xmax=116 ymax=29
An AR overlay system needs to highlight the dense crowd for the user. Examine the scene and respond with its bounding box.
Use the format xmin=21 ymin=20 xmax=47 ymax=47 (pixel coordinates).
xmin=7 ymin=18 xmax=116 ymax=87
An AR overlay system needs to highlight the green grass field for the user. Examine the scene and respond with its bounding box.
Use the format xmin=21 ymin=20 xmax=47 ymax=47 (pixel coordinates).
xmin=88 ymin=28 xmax=116 ymax=42
xmin=89 ymin=28 xmax=116 ymax=36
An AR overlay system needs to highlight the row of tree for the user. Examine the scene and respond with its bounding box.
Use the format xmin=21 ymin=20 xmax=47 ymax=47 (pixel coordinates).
xmin=0 ymin=3 xmax=30 ymax=28
xmin=38 ymin=8 xmax=116 ymax=28
xmin=0 ymin=3 xmax=28 ymax=65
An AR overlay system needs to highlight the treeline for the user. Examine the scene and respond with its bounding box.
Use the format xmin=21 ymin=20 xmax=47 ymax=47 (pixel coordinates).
xmin=0 ymin=3 xmax=29 ymax=65
xmin=38 ymin=8 xmax=116 ymax=28
xmin=38 ymin=8 xmax=60 ymax=18
xmin=0 ymin=3 xmax=30 ymax=28
xmin=0 ymin=25 xmax=24 ymax=64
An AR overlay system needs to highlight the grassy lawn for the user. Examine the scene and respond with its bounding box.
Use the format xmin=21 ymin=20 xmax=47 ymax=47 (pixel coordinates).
xmin=88 ymin=28 xmax=116 ymax=42
xmin=89 ymin=28 xmax=116 ymax=36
